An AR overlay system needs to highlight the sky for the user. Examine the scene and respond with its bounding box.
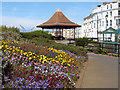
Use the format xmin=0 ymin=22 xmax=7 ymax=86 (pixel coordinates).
xmin=1 ymin=0 xmax=115 ymax=32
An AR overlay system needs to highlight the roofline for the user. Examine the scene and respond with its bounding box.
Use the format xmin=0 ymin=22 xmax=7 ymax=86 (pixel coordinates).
xmin=84 ymin=0 xmax=118 ymax=20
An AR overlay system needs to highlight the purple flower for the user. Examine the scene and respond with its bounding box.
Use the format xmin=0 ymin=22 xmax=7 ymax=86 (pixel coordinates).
xmin=29 ymin=76 xmax=34 ymax=79
xmin=2 ymin=85 xmax=4 ymax=88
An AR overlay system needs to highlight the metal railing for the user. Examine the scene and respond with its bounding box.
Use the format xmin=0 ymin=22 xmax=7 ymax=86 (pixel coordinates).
xmin=87 ymin=42 xmax=120 ymax=57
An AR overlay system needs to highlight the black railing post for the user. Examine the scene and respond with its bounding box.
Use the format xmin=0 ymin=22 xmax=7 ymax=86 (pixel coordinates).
xmin=118 ymin=44 xmax=119 ymax=57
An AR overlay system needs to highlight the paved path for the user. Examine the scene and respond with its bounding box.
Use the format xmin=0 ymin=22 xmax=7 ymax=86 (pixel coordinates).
xmin=55 ymin=40 xmax=75 ymax=45
xmin=81 ymin=53 xmax=118 ymax=88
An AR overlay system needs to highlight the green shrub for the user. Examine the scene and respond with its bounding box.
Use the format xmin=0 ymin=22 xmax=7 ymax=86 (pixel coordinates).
xmin=94 ymin=51 xmax=99 ymax=54
xmin=19 ymin=30 xmax=88 ymax=57
xmin=101 ymin=49 xmax=108 ymax=55
xmin=75 ymin=37 xmax=89 ymax=47
xmin=29 ymin=37 xmax=88 ymax=57
xmin=20 ymin=30 xmax=52 ymax=40
xmin=1 ymin=25 xmax=20 ymax=33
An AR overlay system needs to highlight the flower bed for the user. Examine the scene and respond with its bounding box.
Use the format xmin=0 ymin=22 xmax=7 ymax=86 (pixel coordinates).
xmin=1 ymin=40 xmax=87 ymax=88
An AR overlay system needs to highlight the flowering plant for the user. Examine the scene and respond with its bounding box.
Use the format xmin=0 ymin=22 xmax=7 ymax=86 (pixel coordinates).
xmin=1 ymin=40 xmax=87 ymax=88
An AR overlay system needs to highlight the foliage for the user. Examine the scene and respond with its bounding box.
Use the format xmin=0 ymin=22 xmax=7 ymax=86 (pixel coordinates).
xmin=1 ymin=40 xmax=87 ymax=88
xmin=93 ymin=48 xmax=108 ymax=55
xmin=2 ymin=31 xmax=22 ymax=41
xmin=1 ymin=26 xmax=88 ymax=88
xmin=1 ymin=25 xmax=20 ymax=33
xmin=20 ymin=30 xmax=53 ymax=40
xmin=30 ymin=37 xmax=88 ymax=57
xmin=1 ymin=25 xmax=22 ymax=41
xmin=75 ymin=37 xmax=89 ymax=47
xmin=101 ymin=49 xmax=108 ymax=55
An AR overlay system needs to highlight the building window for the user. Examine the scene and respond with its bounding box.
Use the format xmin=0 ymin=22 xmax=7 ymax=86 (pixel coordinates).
xmin=106 ymin=20 xmax=108 ymax=26
xmin=107 ymin=5 xmax=108 ymax=9
xmin=110 ymin=11 xmax=112 ymax=16
xmin=102 ymin=21 xmax=104 ymax=26
xmin=118 ymin=10 xmax=120 ymax=15
xmin=110 ymin=33 xmax=112 ymax=38
xmin=110 ymin=4 xmax=112 ymax=8
xmin=94 ymin=23 xmax=95 ymax=28
xmin=116 ymin=19 xmax=120 ymax=25
xmin=119 ymin=3 xmax=120 ymax=7
xmin=100 ymin=21 xmax=101 ymax=26
xmin=110 ymin=20 xmax=112 ymax=26
xmin=107 ymin=12 xmax=108 ymax=15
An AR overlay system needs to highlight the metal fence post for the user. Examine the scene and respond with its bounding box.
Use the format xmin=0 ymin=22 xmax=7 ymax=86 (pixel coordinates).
xmin=118 ymin=44 xmax=119 ymax=57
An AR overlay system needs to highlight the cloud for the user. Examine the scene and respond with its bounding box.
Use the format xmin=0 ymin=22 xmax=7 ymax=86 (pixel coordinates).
xmin=2 ymin=16 xmax=45 ymax=32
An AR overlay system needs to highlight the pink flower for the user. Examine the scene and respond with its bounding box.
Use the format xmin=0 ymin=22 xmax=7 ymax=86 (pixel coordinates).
xmin=40 ymin=64 xmax=44 ymax=67
xmin=66 ymin=69 xmax=68 ymax=71
xmin=34 ymin=63 xmax=39 ymax=65
xmin=12 ymin=56 xmax=15 ymax=60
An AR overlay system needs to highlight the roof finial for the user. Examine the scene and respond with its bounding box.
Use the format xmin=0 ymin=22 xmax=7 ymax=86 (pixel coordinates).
xmin=56 ymin=8 xmax=61 ymax=12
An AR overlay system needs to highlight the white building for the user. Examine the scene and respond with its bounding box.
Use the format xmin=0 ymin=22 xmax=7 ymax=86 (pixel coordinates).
xmin=83 ymin=0 xmax=120 ymax=42
xmin=63 ymin=27 xmax=82 ymax=39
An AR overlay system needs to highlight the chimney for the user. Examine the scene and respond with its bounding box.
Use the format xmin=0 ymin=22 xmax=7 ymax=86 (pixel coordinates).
xmin=97 ymin=5 xmax=101 ymax=7
xmin=103 ymin=2 xmax=107 ymax=5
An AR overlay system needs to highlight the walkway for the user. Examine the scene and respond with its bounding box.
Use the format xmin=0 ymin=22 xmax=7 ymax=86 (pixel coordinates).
xmin=81 ymin=53 xmax=118 ymax=88
xmin=55 ymin=40 xmax=75 ymax=45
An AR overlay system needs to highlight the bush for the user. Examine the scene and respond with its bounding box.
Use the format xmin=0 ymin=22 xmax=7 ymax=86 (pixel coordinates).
xmin=101 ymin=49 xmax=108 ymax=55
xmin=1 ymin=25 xmax=20 ymax=33
xmin=29 ymin=37 xmax=88 ymax=57
xmin=2 ymin=31 xmax=22 ymax=41
xmin=75 ymin=37 xmax=89 ymax=47
xmin=20 ymin=30 xmax=53 ymax=40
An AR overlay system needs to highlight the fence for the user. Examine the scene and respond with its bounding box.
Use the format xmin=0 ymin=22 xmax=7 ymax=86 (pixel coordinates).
xmin=87 ymin=42 xmax=120 ymax=57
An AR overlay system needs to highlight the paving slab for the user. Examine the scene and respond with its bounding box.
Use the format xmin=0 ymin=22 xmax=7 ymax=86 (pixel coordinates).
xmin=81 ymin=53 xmax=118 ymax=88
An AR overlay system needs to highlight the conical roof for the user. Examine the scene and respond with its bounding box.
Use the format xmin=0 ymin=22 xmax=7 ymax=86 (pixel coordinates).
xmin=36 ymin=8 xmax=81 ymax=29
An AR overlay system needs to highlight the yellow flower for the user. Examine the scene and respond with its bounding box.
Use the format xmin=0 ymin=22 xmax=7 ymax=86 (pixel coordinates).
xmin=33 ymin=56 xmax=36 ymax=58
xmin=26 ymin=54 xmax=29 ymax=57
xmin=55 ymin=56 xmax=58 ymax=59
xmin=44 ymin=59 xmax=48 ymax=63
xmin=56 ymin=61 xmax=59 ymax=62
xmin=39 ymin=58 xmax=42 ymax=62
xmin=10 ymin=48 xmax=12 ymax=50
xmin=29 ymin=57 xmax=32 ymax=60
xmin=72 ymin=61 xmax=74 ymax=63
xmin=5 ymin=45 xmax=8 ymax=48
xmin=0 ymin=46 xmax=2 ymax=49
xmin=17 ymin=49 xmax=20 ymax=52
xmin=67 ymin=64 xmax=71 ymax=66
xmin=23 ymin=52 xmax=27 ymax=55
xmin=12 ymin=50 xmax=15 ymax=52
xmin=28 ymin=52 xmax=32 ymax=54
